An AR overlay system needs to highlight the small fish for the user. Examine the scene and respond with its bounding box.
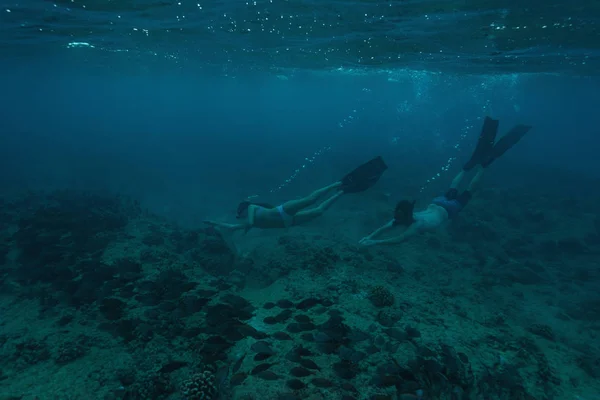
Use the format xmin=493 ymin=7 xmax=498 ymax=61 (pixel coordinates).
xmin=272 ymin=332 xmax=293 ymax=340
xmin=285 ymin=351 xmax=301 ymax=363
xmin=251 ymin=362 xmax=277 ymax=375
xmin=158 ymin=360 xmax=188 ymax=373
xmin=314 ymin=332 xmax=332 ymax=343
xmin=294 ymin=314 xmax=311 ymax=323
xmin=290 ymin=366 xmax=313 ymax=377
xmin=254 ymin=352 xmax=272 ymax=361
xmin=311 ymin=377 xmax=334 ymax=388
xmin=235 ymin=323 xmax=268 ymax=339
xmin=286 ymin=379 xmax=307 ymax=390
xmin=215 ymin=365 xmax=230 ymax=389
xmin=298 ymin=322 xmax=317 ymax=331
xmin=263 ymin=302 xmax=276 ymax=309
xmin=206 ymin=335 xmax=229 ymax=344
xmin=251 ymin=341 xmax=274 ymax=355
xmin=232 ymin=353 xmax=246 ymax=374
xmin=296 ymin=298 xmax=320 ymax=310
xmin=256 ymin=370 xmax=280 ymax=380
xmin=275 ymin=309 xmax=294 ymax=322
xmin=298 ymin=358 xmax=320 ymax=370
xmin=293 ymin=346 xmax=314 ymax=356
xmin=230 ymin=372 xmax=248 ymax=386
xmin=277 ymin=299 xmax=294 ymax=308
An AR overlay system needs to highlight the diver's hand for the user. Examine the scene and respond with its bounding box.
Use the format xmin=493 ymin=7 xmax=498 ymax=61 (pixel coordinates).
xmin=359 ymin=238 xmax=378 ymax=247
xmin=203 ymin=220 xmax=233 ymax=230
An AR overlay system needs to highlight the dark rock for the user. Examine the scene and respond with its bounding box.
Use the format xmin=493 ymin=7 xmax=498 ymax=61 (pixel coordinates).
xmin=405 ymin=326 xmax=421 ymax=339
xmin=159 ymin=360 xmax=189 ymax=374
xmin=99 ymin=298 xmax=127 ymax=320
xmin=528 ymin=323 xmax=555 ymax=341
xmin=377 ymin=309 xmax=401 ymax=327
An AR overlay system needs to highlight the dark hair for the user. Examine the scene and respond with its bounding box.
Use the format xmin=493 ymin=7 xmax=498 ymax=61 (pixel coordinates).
xmin=393 ymin=200 xmax=416 ymax=226
xmin=236 ymin=201 xmax=251 ymax=219
xmin=236 ymin=201 xmax=274 ymax=219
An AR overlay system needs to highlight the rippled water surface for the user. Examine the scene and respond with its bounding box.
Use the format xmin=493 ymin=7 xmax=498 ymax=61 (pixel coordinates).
xmin=1 ymin=0 xmax=598 ymax=74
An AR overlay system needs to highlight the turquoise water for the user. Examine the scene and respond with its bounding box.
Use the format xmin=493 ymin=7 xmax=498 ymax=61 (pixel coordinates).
xmin=1 ymin=1 xmax=600 ymax=400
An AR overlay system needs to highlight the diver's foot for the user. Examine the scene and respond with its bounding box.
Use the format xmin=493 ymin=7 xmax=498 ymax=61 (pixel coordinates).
xmin=327 ymin=181 xmax=343 ymax=191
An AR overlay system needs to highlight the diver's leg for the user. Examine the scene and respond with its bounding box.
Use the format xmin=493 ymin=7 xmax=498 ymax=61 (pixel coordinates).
xmin=482 ymin=124 xmax=532 ymax=168
xmin=463 ymin=116 xmax=499 ymax=171
xmin=292 ymin=191 xmax=343 ymax=225
xmin=466 ymin=165 xmax=485 ymax=193
xmin=448 ymin=165 xmax=484 ymax=199
xmin=282 ymin=181 xmax=342 ymax=215
xmin=450 ymin=170 xmax=466 ymax=189
xmin=203 ymin=220 xmax=247 ymax=232
xmin=444 ymin=169 xmax=466 ymax=199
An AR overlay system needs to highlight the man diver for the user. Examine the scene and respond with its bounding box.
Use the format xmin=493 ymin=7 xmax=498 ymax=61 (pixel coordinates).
xmin=359 ymin=117 xmax=532 ymax=247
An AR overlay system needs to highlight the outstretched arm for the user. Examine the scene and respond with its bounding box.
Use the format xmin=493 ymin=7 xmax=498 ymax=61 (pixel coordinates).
xmin=363 ymin=222 xmax=421 ymax=246
xmin=204 ymin=220 xmax=249 ymax=232
xmin=360 ymin=220 xmax=395 ymax=242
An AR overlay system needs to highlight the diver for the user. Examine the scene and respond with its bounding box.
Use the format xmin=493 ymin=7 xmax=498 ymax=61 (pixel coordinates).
xmin=359 ymin=117 xmax=532 ymax=247
xmin=205 ymin=156 xmax=388 ymax=232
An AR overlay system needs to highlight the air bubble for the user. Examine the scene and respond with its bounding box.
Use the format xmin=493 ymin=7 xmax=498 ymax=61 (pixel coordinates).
xmin=419 ymin=119 xmax=472 ymax=193
xmin=268 ymin=90 xmax=370 ymax=193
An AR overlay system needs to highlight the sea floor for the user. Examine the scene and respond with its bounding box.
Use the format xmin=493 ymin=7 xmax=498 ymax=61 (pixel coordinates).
xmin=0 ymin=187 xmax=599 ymax=400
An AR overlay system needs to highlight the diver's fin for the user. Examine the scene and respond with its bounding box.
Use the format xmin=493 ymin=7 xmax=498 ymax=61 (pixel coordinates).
xmin=463 ymin=116 xmax=499 ymax=171
xmin=481 ymin=124 xmax=532 ymax=168
xmin=341 ymin=156 xmax=388 ymax=193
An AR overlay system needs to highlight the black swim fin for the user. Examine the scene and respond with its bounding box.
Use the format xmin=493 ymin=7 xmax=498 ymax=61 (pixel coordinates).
xmin=341 ymin=156 xmax=388 ymax=193
xmin=481 ymin=124 xmax=532 ymax=168
xmin=463 ymin=116 xmax=499 ymax=171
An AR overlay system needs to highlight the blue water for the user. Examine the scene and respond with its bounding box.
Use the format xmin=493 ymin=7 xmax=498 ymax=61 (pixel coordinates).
xmin=1 ymin=63 xmax=598 ymax=224
xmin=1 ymin=1 xmax=600 ymax=399
xmin=1 ymin=1 xmax=599 ymax=219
